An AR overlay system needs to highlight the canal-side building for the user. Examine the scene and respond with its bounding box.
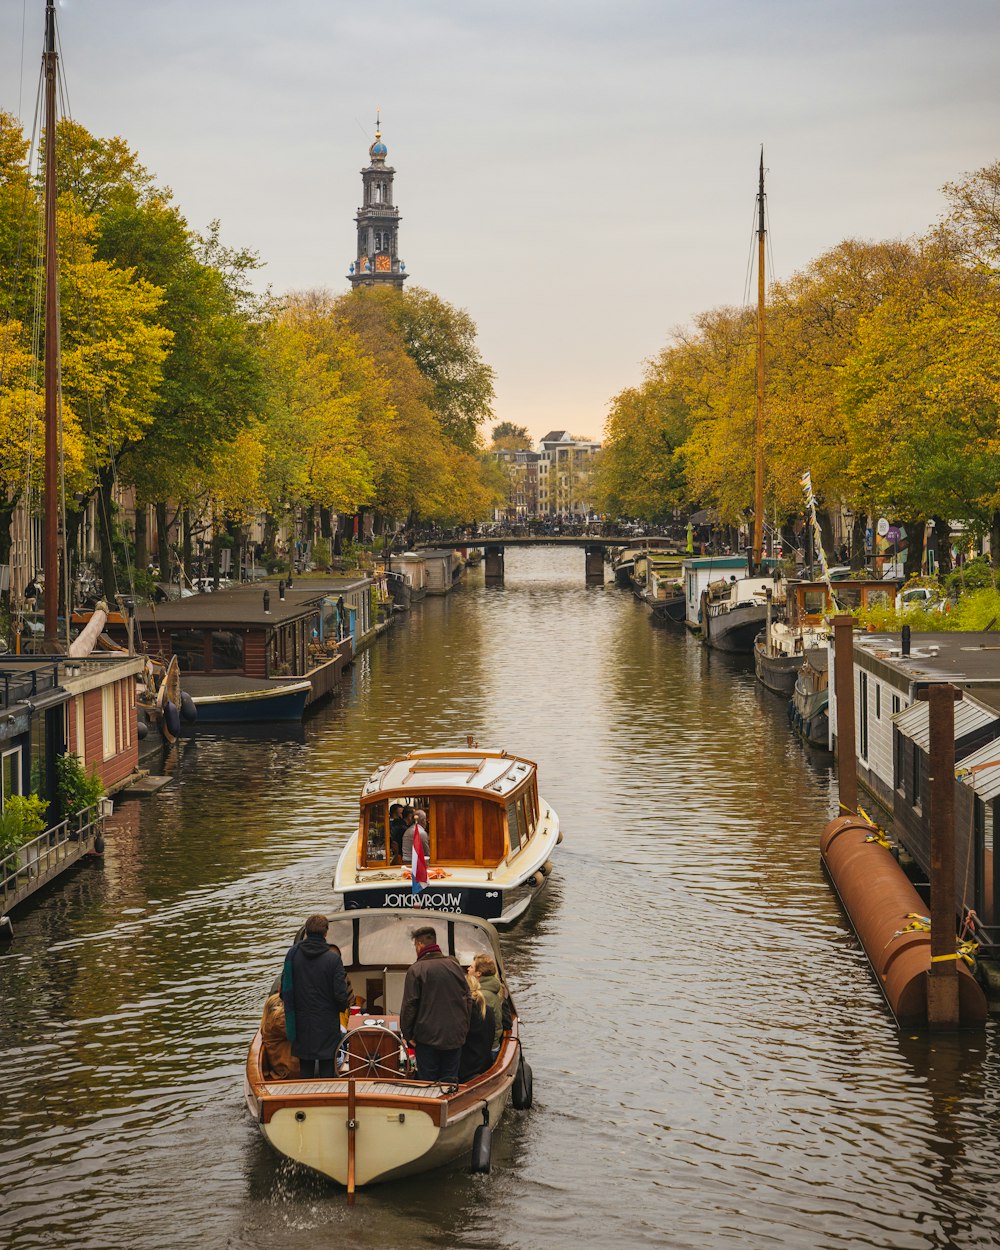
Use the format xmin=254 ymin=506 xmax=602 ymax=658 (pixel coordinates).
xmin=348 ymin=119 xmax=408 ymax=290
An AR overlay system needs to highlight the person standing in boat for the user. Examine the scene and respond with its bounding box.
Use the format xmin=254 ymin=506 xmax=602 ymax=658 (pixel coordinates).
xmin=402 ymin=808 xmax=429 ymax=865
xmin=400 ymin=926 xmax=471 ymax=1082
xmin=280 ymin=914 xmax=350 ymax=1079
xmin=389 ymin=803 xmax=407 ymax=863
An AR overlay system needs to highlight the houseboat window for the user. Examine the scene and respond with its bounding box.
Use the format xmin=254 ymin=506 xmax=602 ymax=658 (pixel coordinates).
xmin=173 ymin=630 xmax=207 ymax=672
xmin=433 ymin=798 xmax=476 ymax=862
xmin=482 ymin=802 xmax=504 ymax=861
xmin=866 ymin=589 xmax=891 ymax=609
xmin=364 ymin=804 xmax=388 ymax=865
xmin=893 ymin=729 xmax=903 ymax=793
xmin=1 ymin=747 xmax=21 ymax=807
xmin=859 ymin=671 xmax=869 ymax=760
xmin=875 ymin=684 xmax=881 ymax=721
xmin=910 ymin=745 xmax=920 ymax=810
xmin=506 ymin=801 xmax=521 ymax=854
xmin=838 ymin=588 xmax=862 ymax=610
xmin=211 ymin=630 xmax=244 ymax=671
xmin=802 ymin=589 xmax=827 ymax=614
xmin=892 ymin=695 xmax=901 ymax=715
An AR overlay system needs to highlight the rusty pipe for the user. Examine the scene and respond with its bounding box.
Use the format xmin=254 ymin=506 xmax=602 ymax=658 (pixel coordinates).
xmin=820 ymin=815 xmax=986 ymax=1028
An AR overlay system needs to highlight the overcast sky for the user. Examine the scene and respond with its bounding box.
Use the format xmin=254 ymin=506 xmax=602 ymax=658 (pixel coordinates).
xmin=4 ymin=1 xmax=1000 ymax=443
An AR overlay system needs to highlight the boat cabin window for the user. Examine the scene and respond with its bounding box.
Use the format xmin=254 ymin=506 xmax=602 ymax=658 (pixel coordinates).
xmin=801 ymin=589 xmax=828 ymax=615
xmin=865 ymin=589 xmax=892 ymax=610
xmin=172 ymin=629 xmax=207 ymax=672
xmin=836 ymin=587 xmax=862 ymax=610
xmin=506 ymin=801 xmax=521 ymax=853
xmin=364 ymin=803 xmax=388 ymax=864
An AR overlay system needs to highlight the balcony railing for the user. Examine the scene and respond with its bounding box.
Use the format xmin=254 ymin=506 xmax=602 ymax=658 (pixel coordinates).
xmin=0 ymin=801 xmax=107 ymax=914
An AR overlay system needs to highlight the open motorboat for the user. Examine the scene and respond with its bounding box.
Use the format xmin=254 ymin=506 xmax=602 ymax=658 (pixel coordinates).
xmin=244 ymin=908 xmax=532 ymax=1190
xmin=333 ymin=747 xmax=561 ymax=927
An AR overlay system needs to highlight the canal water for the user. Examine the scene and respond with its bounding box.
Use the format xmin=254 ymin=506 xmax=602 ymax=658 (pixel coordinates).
xmin=3 ymin=548 xmax=1000 ymax=1250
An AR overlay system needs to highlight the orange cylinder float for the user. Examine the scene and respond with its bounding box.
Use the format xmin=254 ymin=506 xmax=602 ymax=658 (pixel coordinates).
xmin=820 ymin=816 xmax=986 ymax=1028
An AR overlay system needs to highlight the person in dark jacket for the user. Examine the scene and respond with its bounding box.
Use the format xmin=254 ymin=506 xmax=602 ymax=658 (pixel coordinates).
xmin=389 ymin=803 xmax=406 ymax=863
xmin=458 ymin=973 xmax=495 ymax=1081
xmin=399 ymin=925 xmax=471 ymax=1083
xmin=280 ymin=914 xmax=350 ymax=1078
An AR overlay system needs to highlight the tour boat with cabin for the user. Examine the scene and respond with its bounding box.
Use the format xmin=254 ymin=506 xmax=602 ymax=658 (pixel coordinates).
xmin=333 ymin=747 xmax=561 ymax=927
xmin=245 ymin=908 xmax=533 ymax=1191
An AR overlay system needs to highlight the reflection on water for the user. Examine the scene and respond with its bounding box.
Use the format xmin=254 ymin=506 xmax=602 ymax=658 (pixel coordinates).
xmin=3 ymin=548 xmax=1000 ymax=1250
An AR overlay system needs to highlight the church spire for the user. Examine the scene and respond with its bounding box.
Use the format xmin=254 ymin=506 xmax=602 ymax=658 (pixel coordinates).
xmin=349 ymin=116 xmax=407 ymax=289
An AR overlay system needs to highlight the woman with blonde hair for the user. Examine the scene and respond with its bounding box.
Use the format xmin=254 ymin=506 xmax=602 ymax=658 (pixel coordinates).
xmin=458 ymin=972 xmax=494 ymax=1081
xmin=471 ymin=952 xmax=505 ymax=1049
xmin=260 ymin=993 xmax=300 ymax=1079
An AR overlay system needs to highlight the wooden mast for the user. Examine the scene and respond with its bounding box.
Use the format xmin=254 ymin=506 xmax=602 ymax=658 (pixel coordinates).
xmin=42 ymin=0 xmax=60 ymax=650
xmin=752 ymin=149 xmax=766 ymax=573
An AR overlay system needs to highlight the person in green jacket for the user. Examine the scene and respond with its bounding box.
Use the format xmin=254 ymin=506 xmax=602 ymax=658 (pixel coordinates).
xmin=471 ymin=953 xmax=505 ymax=1050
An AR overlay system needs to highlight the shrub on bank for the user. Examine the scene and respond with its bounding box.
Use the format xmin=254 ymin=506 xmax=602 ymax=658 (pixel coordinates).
xmin=854 ymin=587 xmax=1000 ymax=633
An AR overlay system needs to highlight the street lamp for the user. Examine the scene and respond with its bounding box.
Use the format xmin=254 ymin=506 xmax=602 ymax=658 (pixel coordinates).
xmin=843 ymin=507 xmax=853 ymax=565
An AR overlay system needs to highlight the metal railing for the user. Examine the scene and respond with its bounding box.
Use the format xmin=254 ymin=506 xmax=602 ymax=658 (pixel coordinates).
xmin=0 ymin=802 xmax=105 ymax=913
xmin=0 ymin=662 xmax=61 ymax=710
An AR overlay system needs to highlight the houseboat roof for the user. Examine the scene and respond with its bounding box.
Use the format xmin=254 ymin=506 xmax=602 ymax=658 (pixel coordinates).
xmin=360 ymin=748 xmax=536 ymax=802
xmin=957 ymin=730 xmax=1000 ymax=802
xmin=853 ymin=631 xmax=1000 ymax=689
xmin=892 ymin=695 xmax=999 ymax=752
xmin=133 ymin=576 xmax=372 ymax=629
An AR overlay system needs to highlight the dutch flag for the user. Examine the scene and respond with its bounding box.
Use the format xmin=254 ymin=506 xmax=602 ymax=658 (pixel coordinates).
xmin=411 ymin=829 xmax=428 ymax=895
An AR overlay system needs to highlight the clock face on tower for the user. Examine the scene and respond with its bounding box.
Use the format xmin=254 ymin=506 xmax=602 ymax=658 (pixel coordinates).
xmin=375 ymin=254 xmax=391 ymax=272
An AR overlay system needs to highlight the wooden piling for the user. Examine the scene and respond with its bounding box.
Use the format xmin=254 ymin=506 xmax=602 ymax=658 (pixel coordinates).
xmin=832 ymin=615 xmax=857 ymax=816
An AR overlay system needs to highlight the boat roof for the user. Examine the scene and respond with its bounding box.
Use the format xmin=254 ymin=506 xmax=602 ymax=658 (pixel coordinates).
xmin=361 ymin=748 xmax=536 ymax=802
xmin=131 ymin=576 xmax=373 ymax=628
xmin=325 ymin=908 xmax=503 ymax=969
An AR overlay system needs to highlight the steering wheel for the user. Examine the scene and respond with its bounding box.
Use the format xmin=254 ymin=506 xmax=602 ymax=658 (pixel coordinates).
xmin=336 ymin=1025 xmax=407 ymax=1079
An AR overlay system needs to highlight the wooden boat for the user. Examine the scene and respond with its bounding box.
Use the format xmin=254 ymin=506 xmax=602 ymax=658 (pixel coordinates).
xmin=333 ymin=747 xmax=561 ymax=927
xmin=244 ymin=908 xmax=532 ymax=1190
xmin=789 ymin=648 xmax=830 ymax=749
xmin=182 ymin=674 xmax=312 ymax=723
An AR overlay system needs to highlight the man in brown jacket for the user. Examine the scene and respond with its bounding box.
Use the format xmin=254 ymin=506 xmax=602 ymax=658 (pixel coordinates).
xmin=400 ymin=925 xmax=471 ymax=1082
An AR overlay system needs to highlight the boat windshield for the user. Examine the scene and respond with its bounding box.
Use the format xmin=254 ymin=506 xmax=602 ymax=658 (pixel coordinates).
xmin=326 ymin=911 xmax=498 ymax=968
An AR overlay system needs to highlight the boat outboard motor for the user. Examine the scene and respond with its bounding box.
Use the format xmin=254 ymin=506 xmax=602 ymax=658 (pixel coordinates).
xmin=180 ymin=691 xmax=198 ymax=724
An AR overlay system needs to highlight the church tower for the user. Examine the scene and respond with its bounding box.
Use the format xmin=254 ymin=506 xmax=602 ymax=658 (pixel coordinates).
xmin=348 ymin=118 xmax=408 ymax=290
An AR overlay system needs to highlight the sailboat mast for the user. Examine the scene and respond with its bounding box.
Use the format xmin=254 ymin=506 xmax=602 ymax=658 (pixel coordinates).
xmin=752 ymin=149 xmax=766 ymax=573
xmin=43 ymin=0 xmax=60 ymax=649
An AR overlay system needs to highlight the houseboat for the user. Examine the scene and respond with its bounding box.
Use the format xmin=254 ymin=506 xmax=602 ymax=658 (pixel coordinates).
xmin=755 ymin=579 xmax=893 ymax=696
xmin=333 ymin=748 xmax=561 ymax=927
xmin=118 ymin=576 xmax=378 ymax=722
xmin=701 ymin=572 xmax=777 ymax=654
xmin=1 ymin=653 xmax=140 ymax=931
xmin=245 ymin=908 xmax=532 ymax=1190
xmin=421 ymin=549 xmax=466 ymax=595
xmin=682 ymin=555 xmax=769 ymax=632
xmin=828 ymin=628 xmax=1000 ymax=954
